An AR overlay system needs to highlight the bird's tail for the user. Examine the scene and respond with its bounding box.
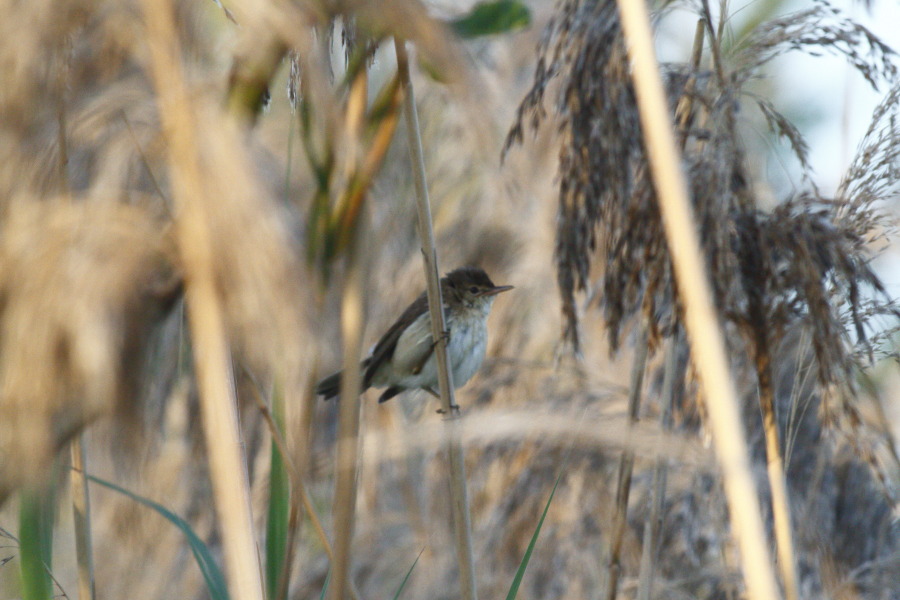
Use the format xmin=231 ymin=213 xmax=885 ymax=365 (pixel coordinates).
xmin=315 ymin=359 xmax=371 ymax=400
xmin=314 ymin=371 xmax=342 ymax=400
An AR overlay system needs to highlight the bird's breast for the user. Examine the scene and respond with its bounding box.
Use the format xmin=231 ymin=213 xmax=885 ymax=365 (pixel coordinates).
xmin=445 ymin=313 xmax=489 ymax=387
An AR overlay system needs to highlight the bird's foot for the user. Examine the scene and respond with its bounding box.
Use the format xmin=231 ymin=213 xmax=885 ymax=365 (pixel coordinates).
xmin=436 ymin=403 xmax=461 ymax=415
xmin=432 ymin=329 xmax=451 ymax=348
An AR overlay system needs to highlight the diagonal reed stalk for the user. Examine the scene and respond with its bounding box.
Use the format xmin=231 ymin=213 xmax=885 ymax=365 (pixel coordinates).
xmin=395 ymin=38 xmax=478 ymax=600
xmin=755 ymin=339 xmax=799 ymax=600
xmin=140 ymin=0 xmax=264 ymax=598
xmin=612 ymin=1 xmax=780 ymax=599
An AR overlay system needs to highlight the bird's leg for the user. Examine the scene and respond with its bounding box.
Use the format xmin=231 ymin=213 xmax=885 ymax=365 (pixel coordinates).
xmin=428 ymin=386 xmax=460 ymax=414
xmin=427 ymin=387 xmax=443 ymax=413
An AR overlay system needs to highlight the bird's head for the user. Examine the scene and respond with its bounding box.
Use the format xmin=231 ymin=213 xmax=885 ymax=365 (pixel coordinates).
xmin=442 ymin=267 xmax=513 ymax=312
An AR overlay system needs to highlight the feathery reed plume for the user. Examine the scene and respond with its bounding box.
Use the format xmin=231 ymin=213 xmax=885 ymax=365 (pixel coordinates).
xmin=0 ymin=201 xmax=180 ymax=502
xmin=507 ymin=0 xmax=898 ymax=360
xmin=507 ymin=0 xmax=899 ymax=595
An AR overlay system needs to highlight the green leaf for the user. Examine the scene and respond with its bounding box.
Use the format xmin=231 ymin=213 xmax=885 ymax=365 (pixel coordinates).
xmin=391 ymin=548 xmax=424 ymax=600
xmin=449 ymin=1 xmax=531 ymax=39
xmin=86 ymin=474 xmax=230 ymax=600
xmin=505 ymin=469 xmax=564 ymax=599
xmin=18 ymin=487 xmax=55 ymax=600
xmin=319 ymin=569 xmax=331 ymax=600
xmin=266 ymin=381 xmax=291 ymax=600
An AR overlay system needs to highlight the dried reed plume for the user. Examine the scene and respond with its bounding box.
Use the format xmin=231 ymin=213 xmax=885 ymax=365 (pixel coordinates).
xmin=507 ymin=0 xmax=899 ymax=437
xmin=507 ymin=0 xmax=900 ymax=596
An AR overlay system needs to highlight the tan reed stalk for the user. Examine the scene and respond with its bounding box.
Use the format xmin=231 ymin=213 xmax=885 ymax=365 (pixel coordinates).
xmin=674 ymin=21 xmax=707 ymax=147
xmin=139 ymin=1 xmax=264 ymax=598
xmin=708 ymin=4 xmax=805 ymax=594
xmin=327 ymin=64 xmax=370 ymax=600
xmin=604 ymin=327 xmax=649 ymax=600
xmin=698 ymin=2 xmax=800 ymax=596
xmin=613 ymin=2 xmax=781 ymax=599
xmin=328 ymin=231 xmax=366 ymax=600
xmin=70 ymin=439 xmax=95 ymax=600
xmin=56 ymin=38 xmax=95 ymax=600
xmin=756 ymin=349 xmax=799 ymax=600
xmin=395 ymin=38 xmax=478 ymax=600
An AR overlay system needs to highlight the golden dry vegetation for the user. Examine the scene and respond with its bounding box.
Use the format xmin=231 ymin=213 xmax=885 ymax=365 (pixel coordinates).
xmin=0 ymin=1 xmax=897 ymax=599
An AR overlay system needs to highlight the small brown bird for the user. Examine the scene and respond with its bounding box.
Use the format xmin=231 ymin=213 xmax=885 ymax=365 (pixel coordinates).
xmin=315 ymin=266 xmax=512 ymax=404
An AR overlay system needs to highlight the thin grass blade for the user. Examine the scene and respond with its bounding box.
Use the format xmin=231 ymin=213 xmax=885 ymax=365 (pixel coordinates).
xmin=319 ymin=569 xmax=331 ymax=600
xmin=86 ymin=474 xmax=230 ymax=600
xmin=505 ymin=469 xmax=564 ymax=600
xmin=391 ymin=548 xmax=424 ymax=600
xmin=266 ymin=381 xmax=290 ymax=600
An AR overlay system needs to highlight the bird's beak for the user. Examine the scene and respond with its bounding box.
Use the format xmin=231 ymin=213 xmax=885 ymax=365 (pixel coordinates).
xmin=478 ymin=285 xmax=514 ymax=297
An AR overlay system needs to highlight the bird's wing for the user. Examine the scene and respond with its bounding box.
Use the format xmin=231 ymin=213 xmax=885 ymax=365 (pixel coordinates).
xmin=364 ymin=292 xmax=430 ymax=387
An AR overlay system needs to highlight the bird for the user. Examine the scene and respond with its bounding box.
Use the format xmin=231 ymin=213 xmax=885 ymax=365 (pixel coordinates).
xmin=315 ymin=266 xmax=512 ymax=407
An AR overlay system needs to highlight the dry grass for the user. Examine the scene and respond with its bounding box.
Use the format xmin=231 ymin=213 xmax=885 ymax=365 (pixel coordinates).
xmin=0 ymin=1 xmax=898 ymax=599
xmin=0 ymin=201 xmax=179 ymax=503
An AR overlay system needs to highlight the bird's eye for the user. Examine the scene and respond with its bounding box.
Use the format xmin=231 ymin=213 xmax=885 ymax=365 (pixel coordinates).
xmin=469 ymin=286 xmax=479 ymax=294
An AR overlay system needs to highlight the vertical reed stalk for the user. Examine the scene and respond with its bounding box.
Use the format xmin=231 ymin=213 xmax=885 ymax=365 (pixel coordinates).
xmin=56 ymin=38 xmax=95 ymax=600
xmin=604 ymin=327 xmax=648 ymax=600
xmin=70 ymin=439 xmax=95 ymax=600
xmin=613 ymin=2 xmax=780 ymax=599
xmin=270 ymin=116 xmax=302 ymax=600
xmin=395 ymin=38 xmax=478 ymax=600
xmin=637 ymin=331 xmax=681 ymax=600
xmin=327 ymin=60 xmax=370 ymax=600
xmin=328 ymin=222 xmax=366 ymax=600
xmin=140 ymin=1 xmax=264 ymax=598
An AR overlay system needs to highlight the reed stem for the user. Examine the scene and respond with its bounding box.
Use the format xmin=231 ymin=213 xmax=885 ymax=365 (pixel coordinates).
xmin=395 ymin=38 xmax=479 ymax=600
